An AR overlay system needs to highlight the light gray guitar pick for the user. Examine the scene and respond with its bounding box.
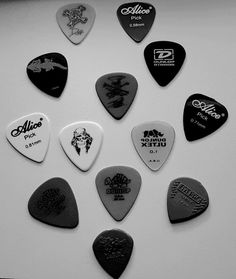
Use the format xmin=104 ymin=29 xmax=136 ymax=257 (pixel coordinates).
xmin=96 ymin=166 xmax=141 ymax=221
xmin=131 ymin=121 xmax=175 ymax=171
xmin=56 ymin=3 xmax=96 ymax=45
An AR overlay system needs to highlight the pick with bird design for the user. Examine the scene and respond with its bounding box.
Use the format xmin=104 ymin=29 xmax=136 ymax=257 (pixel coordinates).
xmin=183 ymin=93 xmax=228 ymax=141
xmin=117 ymin=2 xmax=156 ymax=43
xmin=59 ymin=121 xmax=103 ymax=171
xmin=167 ymin=177 xmax=209 ymax=223
xmin=96 ymin=73 xmax=138 ymax=120
xmin=28 ymin=177 xmax=79 ymax=228
xmin=56 ymin=3 xmax=96 ymax=45
xmin=131 ymin=121 xmax=175 ymax=171
xmin=27 ymin=52 xmax=68 ymax=98
xmin=6 ymin=113 xmax=50 ymax=163
xmin=96 ymin=166 xmax=141 ymax=221
xmin=93 ymin=229 xmax=134 ymax=279
xmin=144 ymin=41 xmax=186 ymax=86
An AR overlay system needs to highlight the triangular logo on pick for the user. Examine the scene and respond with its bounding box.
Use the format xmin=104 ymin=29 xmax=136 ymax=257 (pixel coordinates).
xmin=27 ymin=52 xmax=68 ymax=98
xmin=117 ymin=2 xmax=156 ymax=43
xmin=96 ymin=73 xmax=138 ymax=120
xmin=56 ymin=3 xmax=96 ymax=44
xmin=93 ymin=229 xmax=134 ymax=279
xmin=183 ymin=93 xmax=228 ymax=141
xmin=167 ymin=177 xmax=209 ymax=223
xmin=28 ymin=177 xmax=79 ymax=228
xmin=59 ymin=121 xmax=103 ymax=171
xmin=6 ymin=113 xmax=50 ymax=163
xmin=96 ymin=166 xmax=141 ymax=221
xmin=144 ymin=41 xmax=186 ymax=86
xmin=131 ymin=121 xmax=175 ymax=171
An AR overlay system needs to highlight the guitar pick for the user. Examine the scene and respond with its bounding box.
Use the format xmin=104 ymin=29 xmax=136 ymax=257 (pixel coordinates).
xmin=56 ymin=3 xmax=95 ymax=45
xmin=144 ymin=41 xmax=186 ymax=86
xmin=167 ymin=177 xmax=209 ymax=223
xmin=183 ymin=93 xmax=228 ymax=141
xmin=93 ymin=229 xmax=134 ymax=279
xmin=6 ymin=113 xmax=50 ymax=163
xmin=28 ymin=177 xmax=79 ymax=228
xmin=59 ymin=121 xmax=103 ymax=171
xmin=117 ymin=2 xmax=156 ymax=43
xmin=96 ymin=73 xmax=138 ymax=120
xmin=27 ymin=52 xmax=68 ymax=98
xmin=96 ymin=166 xmax=141 ymax=221
xmin=132 ymin=121 xmax=175 ymax=171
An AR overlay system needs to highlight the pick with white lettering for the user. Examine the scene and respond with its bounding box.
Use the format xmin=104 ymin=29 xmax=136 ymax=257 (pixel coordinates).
xmin=93 ymin=229 xmax=134 ymax=279
xmin=6 ymin=113 xmax=50 ymax=163
xmin=167 ymin=177 xmax=209 ymax=223
xmin=56 ymin=3 xmax=96 ymax=45
xmin=59 ymin=121 xmax=103 ymax=171
xmin=28 ymin=177 xmax=79 ymax=228
xmin=183 ymin=93 xmax=228 ymax=141
xmin=144 ymin=41 xmax=186 ymax=86
xmin=131 ymin=121 xmax=175 ymax=171
xmin=96 ymin=166 xmax=141 ymax=221
xmin=117 ymin=2 xmax=156 ymax=43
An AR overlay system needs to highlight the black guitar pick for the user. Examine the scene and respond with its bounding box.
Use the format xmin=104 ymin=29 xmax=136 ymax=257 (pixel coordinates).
xmin=96 ymin=73 xmax=138 ymax=120
xmin=167 ymin=177 xmax=209 ymax=223
xmin=93 ymin=229 xmax=134 ymax=279
xmin=117 ymin=2 xmax=156 ymax=43
xmin=144 ymin=41 xmax=186 ymax=86
xmin=183 ymin=93 xmax=228 ymax=141
xmin=28 ymin=177 xmax=79 ymax=228
xmin=27 ymin=52 xmax=68 ymax=98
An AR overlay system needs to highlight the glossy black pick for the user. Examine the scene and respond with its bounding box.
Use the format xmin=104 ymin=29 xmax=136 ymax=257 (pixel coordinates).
xmin=144 ymin=41 xmax=186 ymax=86
xmin=96 ymin=73 xmax=138 ymax=120
xmin=27 ymin=52 xmax=68 ymax=98
xmin=167 ymin=177 xmax=209 ymax=223
xmin=117 ymin=2 xmax=156 ymax=43
xmin=28 ymin=177 xmax=78 ymax=228
xmin=93 ymin=229 xmax=134 ymax=279
xmin=183 ymin=93 xmax=228 ymax=141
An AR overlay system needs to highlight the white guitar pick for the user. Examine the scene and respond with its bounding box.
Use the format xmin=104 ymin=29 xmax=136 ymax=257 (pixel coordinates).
xmin=6 ymin=113 xmax=50 ymax=163
xmin=59 ymin=121 xmax=103 ymax=171
xmin=131 ymin=121 xmax=175 ymax=171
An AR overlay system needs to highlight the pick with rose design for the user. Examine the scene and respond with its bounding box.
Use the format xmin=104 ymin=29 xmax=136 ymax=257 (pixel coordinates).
xmin=183 ymin=94 xmax=228 ymax=141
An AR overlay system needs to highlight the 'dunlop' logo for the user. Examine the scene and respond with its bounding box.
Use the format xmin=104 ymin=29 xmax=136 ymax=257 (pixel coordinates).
xmin=141 ymin=129 xmax=166 ymax=147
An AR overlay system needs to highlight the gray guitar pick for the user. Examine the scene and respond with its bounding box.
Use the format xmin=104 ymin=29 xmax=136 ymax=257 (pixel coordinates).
xmin=96 ymin=166 xmax=141 ymax=221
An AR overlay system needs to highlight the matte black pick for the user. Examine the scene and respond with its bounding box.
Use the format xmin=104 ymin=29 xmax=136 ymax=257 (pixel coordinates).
xmin=117 ymin=2 xmax=156 ymax=43
xmin=93 ymin=229 xmax=134 ymax=279
xmin=144 ymin=41 xmax=186 ymax=86
xmin=183 ymin=93 xmax=228 ymax=141
xmin=167 ymin=177 xmax=209 ymax=223
xmin=96 ymin=73 xmax=138 ymax=120
xmin=27 ymin=52 xmax=68 ymax=98
xmin=28 ymin=177 xmax=78 ymax=228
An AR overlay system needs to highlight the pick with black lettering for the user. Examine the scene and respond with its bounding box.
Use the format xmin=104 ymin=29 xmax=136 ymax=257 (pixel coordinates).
xmin=96 ymin=166 xmax=141 ymax=221
xmin=93 ymin=229 xmax=134 ymax=279
xmin=144 ymin=41 xmax=186 ymax=86
xmin=117 ymin=2 xmax=156 ymax=43
xmin=27 ymin=52 xmax=68 ymax=98
xmin=28 ymin=177 xmax=79 ymax=228
xmin=6 ymin=113 xmax=50 ymax=163
xmin=183 ymin=93 xmax=228 ymax=141
xmin=167 ymin=177 xmax=209 ymax=223
xmin=131 ymin=121 xmax=175 ymax=171
xmin=96 ymin=73 xmax=138 ymax=120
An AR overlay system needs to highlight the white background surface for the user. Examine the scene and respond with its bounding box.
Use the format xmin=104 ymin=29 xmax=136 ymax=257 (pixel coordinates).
xmin=0 ymin=0 xmax=235 ymax=278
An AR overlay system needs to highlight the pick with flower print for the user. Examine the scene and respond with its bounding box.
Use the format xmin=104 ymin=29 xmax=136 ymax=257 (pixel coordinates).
xmin=59 ymin=121 xmax=103 ymax=171
xmin=131 ymin=121 xmax=175 ymax=171
xmin=96 ymin=166 xmax=141 ymax=221
xmin=56 ymin=3 xmax=96 ymax=44
xmin=6 ymin=113 xmax=50 ymax=163
xmin=183 ymin=94 xmax=228 ymax=141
